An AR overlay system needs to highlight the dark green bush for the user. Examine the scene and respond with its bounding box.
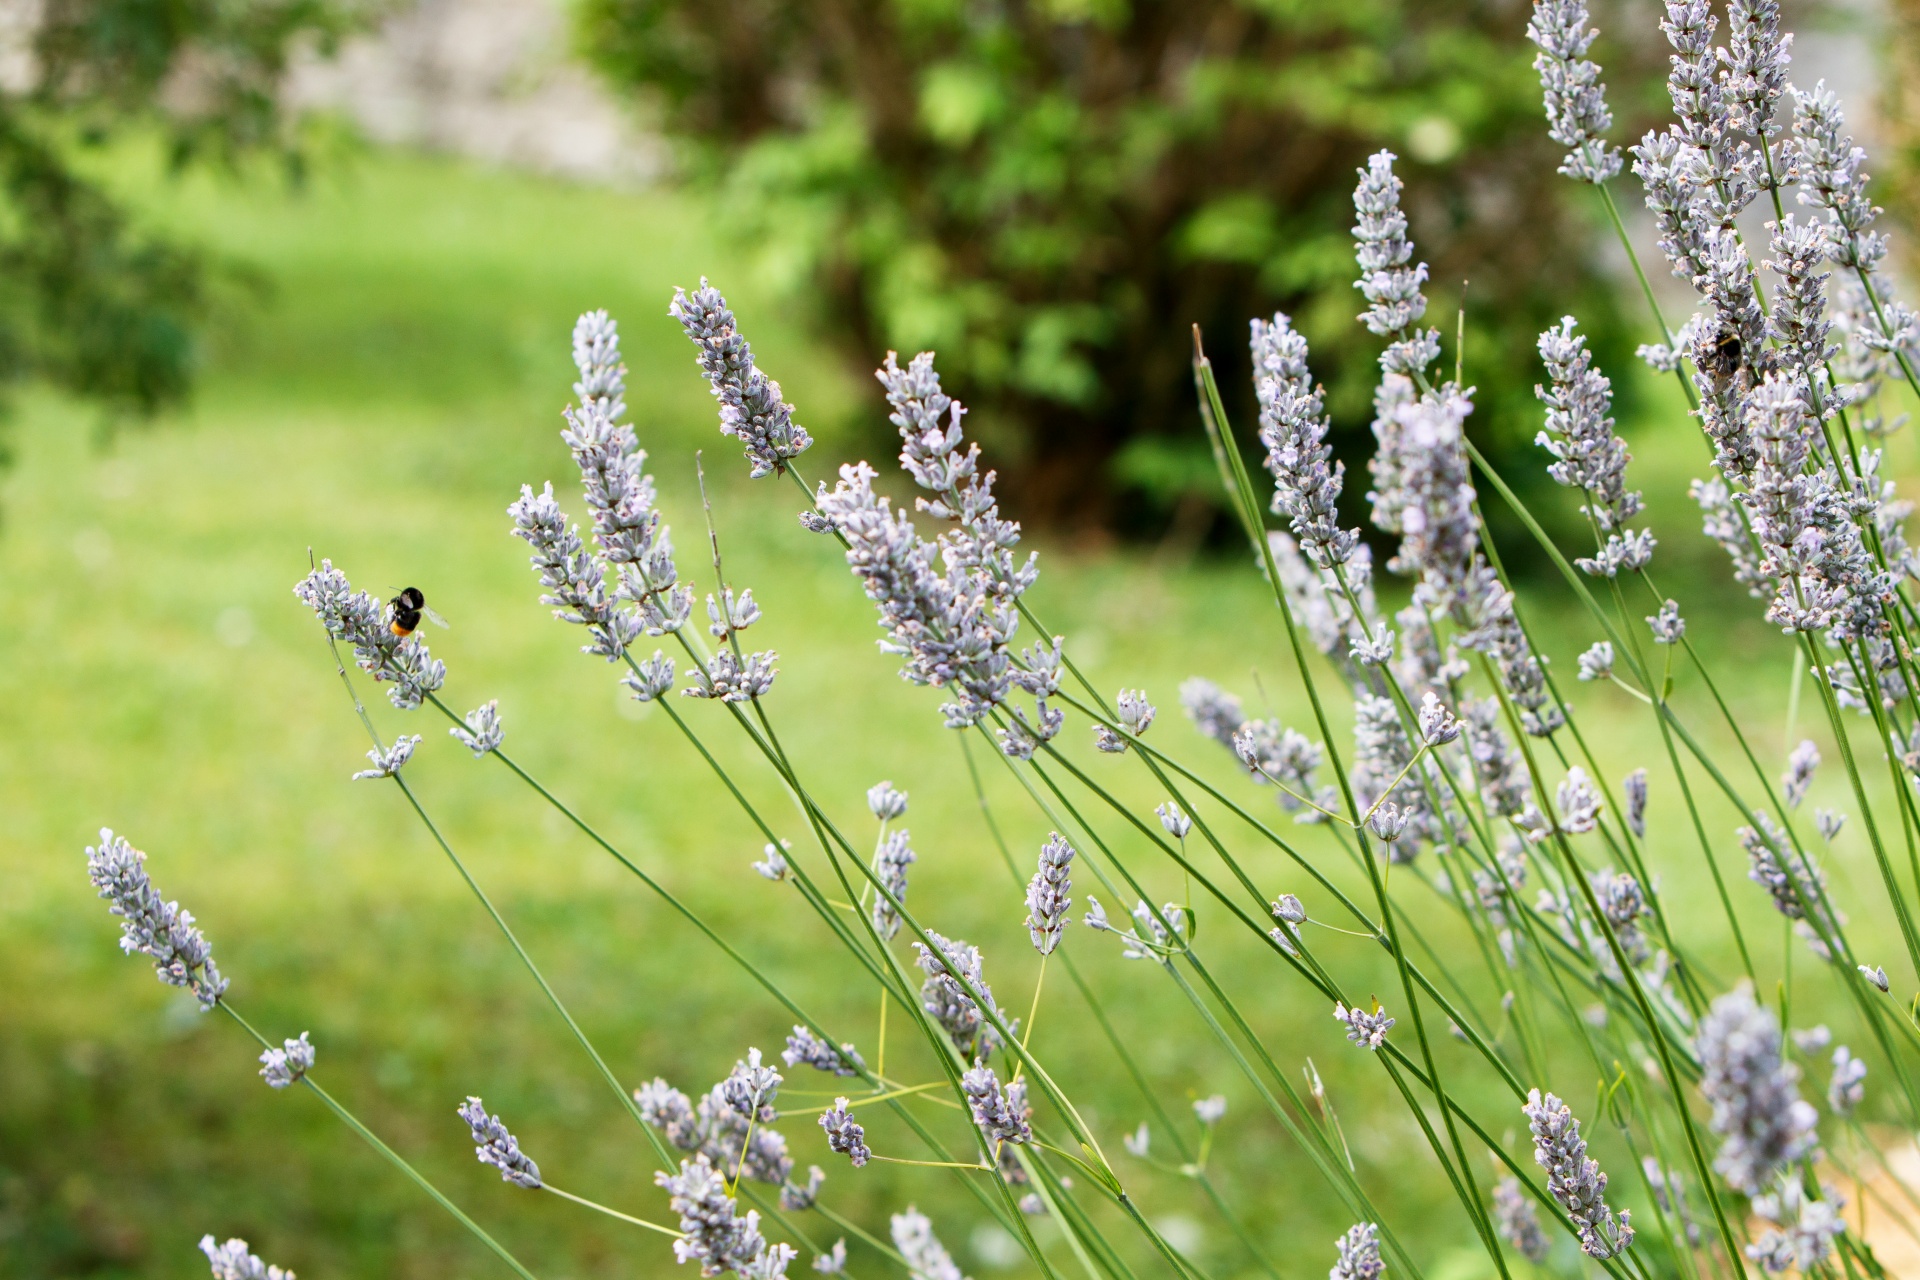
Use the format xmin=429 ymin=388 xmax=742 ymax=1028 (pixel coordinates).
xmin=579 ymin=0 xmax=1662 ymax=535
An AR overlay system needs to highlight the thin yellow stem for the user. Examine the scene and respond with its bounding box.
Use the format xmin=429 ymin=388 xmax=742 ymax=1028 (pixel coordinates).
xmin=780 ymin=1081 xmax=950 ymax=1116
xmin=543 ymin=1185 xmax=682 ymax=1239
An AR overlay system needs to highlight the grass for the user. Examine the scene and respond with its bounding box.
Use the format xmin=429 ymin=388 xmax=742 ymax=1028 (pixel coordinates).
xmin=0 ymin=146 xmax=1906 ymax=1280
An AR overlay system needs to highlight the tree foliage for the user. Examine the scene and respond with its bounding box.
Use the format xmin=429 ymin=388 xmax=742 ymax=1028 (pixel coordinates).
xmin=0 ymin=0 xmax=361 ymax=425
xmin=579 ymin=0 xmax=1663 ymax=533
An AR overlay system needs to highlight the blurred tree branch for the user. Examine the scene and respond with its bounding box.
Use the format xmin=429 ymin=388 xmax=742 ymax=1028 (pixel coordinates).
xmin=0 ymin=0 xmax=369 ymax=431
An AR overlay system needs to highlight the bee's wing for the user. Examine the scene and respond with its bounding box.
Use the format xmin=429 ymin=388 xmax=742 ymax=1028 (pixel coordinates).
xmin=423 ymin=606 xmax=451 ymax=629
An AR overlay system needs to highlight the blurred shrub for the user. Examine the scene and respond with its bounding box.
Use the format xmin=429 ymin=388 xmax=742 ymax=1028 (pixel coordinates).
xmin=579 ymin=0 xmax=1661 ymax=535
xmin=0 ymin=0 xmax=364 ymax=430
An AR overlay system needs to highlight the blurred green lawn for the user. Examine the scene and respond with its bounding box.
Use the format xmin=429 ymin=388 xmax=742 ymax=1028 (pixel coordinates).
xmin=0 ymin=149 xmax=1905 ymax=1280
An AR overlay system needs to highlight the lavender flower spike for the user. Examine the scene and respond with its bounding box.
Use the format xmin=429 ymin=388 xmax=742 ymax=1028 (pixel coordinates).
xmin=1624 ymin=768 xmax=1648 ymax=837
xmin=86 ymin=829 xmax=228 ymax=1008
xmin=1352 ymin=151 xmax=1440 ymax=376
xmin=962 ymin=1063 xmax=1033 ymax=1146
xmin=352 ymin=733 xmax=421 ymax=780
xmin=258 ymin=1033 xmax=315 ymax=1089
xmin=293 ymin=560 xmax=447 ymax=709
xmin=1024 ymin=833 xmax=1074 ymax=955
xmin=559 ymin=314 xmax=692 ymax=638
xmin=658 ymin=1153 xmax=796 ymax=1278
xmin=200 ymin=1236 xmax=294 ymax=1280
xmin=507 ymin=482 xmax=644 ymax=662
xmin=820 ymin=1100 xmax=870 ymax=1167
xmin=1695 ymin=986 xmax=1819 ymax=1194
xmin=871 ymin=827 xmax=915 ymax=941
xmin=1329 ymin=1222 xmax=1384 ymax=1280
xmin=891 ymin=1207 xmax=969 ymax=1280
xmin=1535 ymin=318 xmax=1650 ymax=576
xmin=1829 ymin=1045 xmax=1866 ymax=1116
xmin=1783 ymin=740 xmax=1819 ymax=809
xmin=1526 ymin=1 xmax=1624 ymax=183
xmin=1523 ymin=1088 xmax=1634 ymax=1258
xmin=1251 ymin=311 xmax=1358 ymax=567
xmin=670 ymin=280 xmax=812 ymax=478
xmin=1493 ymin=1178 xmax=1550 ymax=1263
xmin=450 ymin=699 xmax=504 ymax=756
xmin=783 ymin=1026 xmax=864 ymax=1077
xmin=458 ymin=1095 xmax=542 ymax=1189
xmin=868 ymin=781 xmax=908 ymax=821
xmin=1334 ymin=1000 xmax=1394 ymax=1050
xmin=721 ymin=1048 xmax=783 ymax=1123
xmin=636 ymin=1079 xmax=703 ymax=1151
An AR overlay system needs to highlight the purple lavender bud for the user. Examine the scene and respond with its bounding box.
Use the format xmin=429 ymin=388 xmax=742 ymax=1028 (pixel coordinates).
xmin=913 ymin=932 xmax=1006 ymax=1060
xmin=867 ymin=782 xmax=909 ymax=821
xmin=683 ymin=649 xmax=778 ymax=702
xmin=1783 ymin=740 xmax=1820 ymax=809
xmin=1493 ymin=1177 xmax=1550 ymax=1263
xmin=1623 ymin=768 xmax=1648 ymax=837
xmin=258 ymin=1032 xmax=314 ymax=1089
xmin=780 ymin=1165 xmax=824 ymax=1213
xmin=1024 ymin=833 xmax=1074 ymax=956
xmin=1333 ymin=1001 xmax=1394 ymax=1051
xmin=819 ymin=1100 xmax=870 ymax=1168
xmin=1828 ymin=1045 xmax=1866 ymax=1115
xmin=458 ymin=1095 xmax=542 ymax=1189
xmin=1526 ymin=0 xmax=1623 ymax=183
xmin=670 ymin=280 xmax=812 ymax=478
xmin=1156 ymin=803 xmax=1192 ymax=839
xmin=962 ymin=1063 xmax=1032 ymax=1146
xmin=813 ymin=1239 xmax=847 ymax=1275
xmin=293 ymin=560 xmax=447 ymax=708
xmin=1367 ymin=803 xmax=1409 ymax=842
xmin=871 ymin=828 xmax=916 ymax=941
xmin=1179 ymin=678 xmax=1244 ymax=747
xmin=625 ymin=651 xmax=676 ymax=703
xmin=199 ymin=1236 xmax=294 ymax=1280
xmin=1523 ymin=1088 xmax=1634 ymax=1258
xmin=1694 ymin=986 xmax=1819 ymax=1193
xmin=86 ymin=829 xmax=228 ymax=1009
xmin=1817 ymin=810 xmax=1846 ymax=842
xmin=1417 ymin=692 xmax=1460 ymax=745
xmin=1250 ymin=311 xmax=1358 ymax=567
xmin=1556 ymin=768 xmax=1603 ymax=834
xmin=450 ymin=700 xmax=504 ymax=756
xmin=1746 ymin=1180 xmax=1844 ymax=1274
xmin=782 ymin=1026 xmax=864 ymax=1078
xmin=1535 ymin=318 xmax=1646 ymax=571
xmin=635 ymin=1079 xmax=703 ymax=1151
xmin=657 ymin=1154 xmax=795 ymax=1277
xmin=1329 ymin=1222 xmax=1384 ymax=1280
xmin=351 ymin=733 xmax=421 ymax=781
xmin=1352 ymin=151 xmax=1440 ymax=375
xmin=506 ymin=484 xmax=645 ymax=662
xmin=1646 ymin=599 xmax=1687 ymax=644
xmin=891 ymin=1208 xmax=965 ymax=1280
xmin=1193 ymin=1095 xmax=1227 ymax=1125
xmin=1576 ymin=642 xmax=1614 ymax=682
xmin=721 ymin=1048 xmax=782 ymax=1123
xmin=1859 ymin=964 xmax=1888 ymax=992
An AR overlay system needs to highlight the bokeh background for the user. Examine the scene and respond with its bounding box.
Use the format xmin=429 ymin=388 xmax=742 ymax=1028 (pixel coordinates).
xmin=1 ymin=1 xmax=1916 ymax=1277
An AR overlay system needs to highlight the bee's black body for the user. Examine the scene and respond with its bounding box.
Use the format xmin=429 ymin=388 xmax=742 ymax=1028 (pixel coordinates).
xmin=388 ymin=587 xmax=426 ymax=637
xmin=1707 ymin=329 xmax=1745 ymax=381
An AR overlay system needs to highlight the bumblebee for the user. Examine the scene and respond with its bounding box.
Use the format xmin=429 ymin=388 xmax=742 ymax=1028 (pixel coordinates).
xmin=386 ymin=587 xmax=448 ymax=637
xmin=1707 ymin=328 xmax=1745 ymax=381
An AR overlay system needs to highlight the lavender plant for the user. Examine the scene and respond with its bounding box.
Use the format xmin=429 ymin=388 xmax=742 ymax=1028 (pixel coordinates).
xmin=82 ymin=4 xmax=1920 ymax=1278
